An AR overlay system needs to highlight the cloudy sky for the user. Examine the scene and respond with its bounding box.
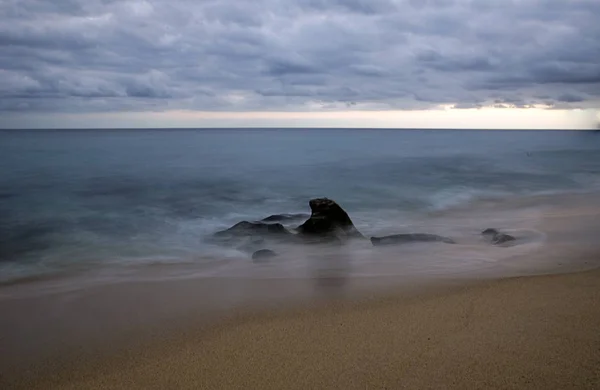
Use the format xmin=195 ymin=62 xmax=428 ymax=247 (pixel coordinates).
xmin=1 ymin=0 xmax=599 ymax=129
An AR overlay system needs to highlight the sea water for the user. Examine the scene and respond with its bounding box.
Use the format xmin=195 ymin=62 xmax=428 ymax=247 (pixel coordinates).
xmin=1 ymin=129 xmax=599 ymax=286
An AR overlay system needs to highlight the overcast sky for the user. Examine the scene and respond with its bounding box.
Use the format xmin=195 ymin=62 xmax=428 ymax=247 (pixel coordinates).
xmin=1 ymin=0 xmax=599 ymax=129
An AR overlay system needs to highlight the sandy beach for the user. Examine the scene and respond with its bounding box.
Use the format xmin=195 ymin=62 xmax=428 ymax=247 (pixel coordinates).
xmin=1 ymin=268 xmax=597 ymax=389
xmin=2 ymin=192 xmax=600 ymax=389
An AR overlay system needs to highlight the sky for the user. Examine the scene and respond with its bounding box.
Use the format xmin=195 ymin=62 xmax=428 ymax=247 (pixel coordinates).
xmin=1 ymin=0 xmax=599 ymax=129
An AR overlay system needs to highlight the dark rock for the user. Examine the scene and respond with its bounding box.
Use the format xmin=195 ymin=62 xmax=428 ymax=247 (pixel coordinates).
xmin=300 ymin=234 xmax=344 ymax=246
xmin=481 ymin=228 xmax=500 ymax=237
xmin=481 ymin=228 xmax=516 ymax=245
xmin=261 ymin=213 xmax=310 ymax=223
xmin=297 ymin=198 xmax=364 ymax=240
xmin=492 ymin=233 xmax=516 ymax=244
xmin=252 ymin=249 xmax=277 ymax=262
xmin=214 ymin=221 xmax=292 ymax=238
xmin=211 ymin=221 xmax=294 ymax=248
xmin=371 ymin=233 xmax=455 ymax=246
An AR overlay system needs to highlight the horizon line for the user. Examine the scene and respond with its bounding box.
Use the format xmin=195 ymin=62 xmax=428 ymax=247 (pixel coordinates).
xmin=1 ymin=127 xmax=598 ymax=131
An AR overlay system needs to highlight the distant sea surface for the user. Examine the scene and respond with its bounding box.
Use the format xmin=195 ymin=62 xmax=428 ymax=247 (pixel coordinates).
xmin=1 ymin=129 xmax=600 ymax=286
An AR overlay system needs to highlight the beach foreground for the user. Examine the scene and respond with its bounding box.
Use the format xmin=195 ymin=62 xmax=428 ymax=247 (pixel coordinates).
xmin=5 ymin=269 xmax=599 ymax=389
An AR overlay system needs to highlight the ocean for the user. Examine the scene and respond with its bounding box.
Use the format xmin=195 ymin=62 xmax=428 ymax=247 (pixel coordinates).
xmin=1 ymin=129 xmax=600 ymax=288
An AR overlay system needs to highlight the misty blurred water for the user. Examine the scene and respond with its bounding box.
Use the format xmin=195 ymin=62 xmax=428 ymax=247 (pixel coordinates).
xmin=1 ymin=129 xmax=599 ymax=283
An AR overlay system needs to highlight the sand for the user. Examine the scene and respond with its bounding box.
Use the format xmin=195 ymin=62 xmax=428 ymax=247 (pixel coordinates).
xmin=3 ymin=192 xmax=600 ymax=389
xmin=2 ymin=269 xmax=598 ymax=389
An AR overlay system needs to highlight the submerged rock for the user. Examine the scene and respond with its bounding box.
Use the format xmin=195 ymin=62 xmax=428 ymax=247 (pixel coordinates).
xmin=236 ymin=237 xmax=266 ymax=253
xmin=371 ymin=233 xmax=455 ymax=246
xmin=297 ymin=198 xmax=364 ymax=240
xmin=481 ymin=228 xmax=516 ymax=245
xmin=493 ymin=233 xmax=516 ymax=244
xmin=252 ymin=249 xmax=277 ymax=262
xmin=261 ymin=213 xmax=310 ymax=223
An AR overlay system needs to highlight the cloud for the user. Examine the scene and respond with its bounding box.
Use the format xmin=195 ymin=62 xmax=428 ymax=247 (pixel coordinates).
xmin=0 ymin=0 xmax=599 ymax=116
xmin=556 ymin=93 xmax=585 ymax=103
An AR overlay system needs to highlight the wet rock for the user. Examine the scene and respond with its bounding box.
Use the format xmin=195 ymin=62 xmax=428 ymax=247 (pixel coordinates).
xmin=214 ymin=221 xmax=292 ymax=238
xmin=252 ymin=249 xmax=277 ymax=262
xmin=371 ymin=233 xmax=455 ymax=246
xmin=481 ymin=228 xmax=516 ymax=245
xmin=297 ymin=198 xmax=364 ymax=240
xmin=211 ymin=221 xmax=294 ymax=248
xmin=300 ymin=234 xmax=344 ymax=246
xmin=493 ymin=233 xmax=516 ymax=244
xmin=261 ymin=213 xmax=310 ymax=223
xmin=481 ymin=228 xmax=500 ymax=237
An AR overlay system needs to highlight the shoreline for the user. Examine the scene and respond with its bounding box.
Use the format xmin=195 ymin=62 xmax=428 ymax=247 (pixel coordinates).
xmin=3 ymin=190 xmax=600 ymax=295
xmin=2 ymin=191 xmax=600 ymax=388
xmin=3 ymin=268 xmax=599 ymax=389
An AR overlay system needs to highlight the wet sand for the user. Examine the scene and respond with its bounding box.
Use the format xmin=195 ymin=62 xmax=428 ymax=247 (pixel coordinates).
xmin=3 ymin=269 xmax=599 ymax=389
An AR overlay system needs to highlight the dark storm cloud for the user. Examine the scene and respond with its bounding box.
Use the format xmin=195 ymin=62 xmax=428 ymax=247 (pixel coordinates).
xmin=265 ymin=57 xmax=319 ymax=76
xmin=556 ymin=93 xmax=585 ymax=103
xmin=299 ymin=0 xmax=397 ymax=14
xmin=416 ymin=50 xmax=495 ymax=72
xmin=0 ymin=0 xmax=599 ymax=113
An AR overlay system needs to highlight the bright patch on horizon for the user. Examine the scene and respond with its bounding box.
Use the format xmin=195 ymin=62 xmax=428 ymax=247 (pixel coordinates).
xmin=3 ymin=107 xmax=598 ymax=130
